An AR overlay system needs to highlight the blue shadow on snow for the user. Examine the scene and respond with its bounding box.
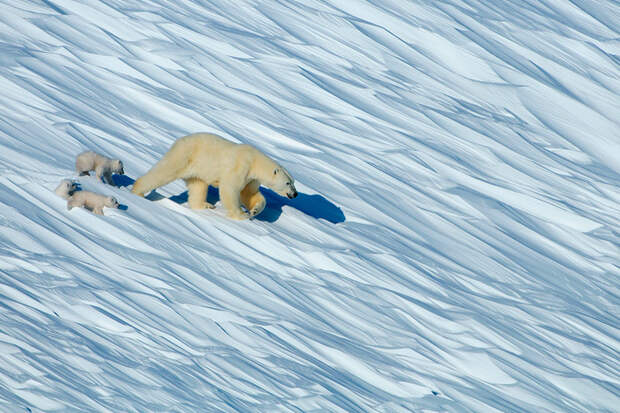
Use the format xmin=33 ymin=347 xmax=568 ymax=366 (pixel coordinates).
xmin=256 ymin=188 xmax=345 ymax=223
xmin=119 ymin=175 xmax=344 ymax=223
xmin=112 ymin=174 xmax=135 ymax=188
xmin=169 ymin=187 xmax=344 ymax=223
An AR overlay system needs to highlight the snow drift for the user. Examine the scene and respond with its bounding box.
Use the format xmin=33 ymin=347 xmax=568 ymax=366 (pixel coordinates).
xmin=0 ymin=1 xmax=618 ymax=412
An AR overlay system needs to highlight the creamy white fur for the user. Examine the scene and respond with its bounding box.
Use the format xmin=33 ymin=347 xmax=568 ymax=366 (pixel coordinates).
xmin=76 ymin=151 xmax=124 ymax=185
xmin=55 ymin=179 xmax=77 ymax=199
xmin=67 ymin=191 xmax=119 ymax=215
xmin=132 ymin=133 xmax=297 ymax=220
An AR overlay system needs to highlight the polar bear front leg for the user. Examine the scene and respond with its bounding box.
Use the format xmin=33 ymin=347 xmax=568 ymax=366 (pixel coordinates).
xmin=220 ymin=179 xmax=249 ymax=220
xmin=94 ymin=165 xmax=105 ymax=183
xmin=185 ymin=177 xmax=214 ymax=209
xmin=241 ymin=180 xmax=266 ymax=217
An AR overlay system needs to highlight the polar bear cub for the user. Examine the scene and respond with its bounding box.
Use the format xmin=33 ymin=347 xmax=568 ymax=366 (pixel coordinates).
xmin=132 ymin=133 xmax=297 ymax=220
xmin=55 ymin=179 xmax=78 ymax=199
xmin=76 ymin=151 xmax=124 ymax=185
xmin=67 ymin=191 xmax=120 ymax=215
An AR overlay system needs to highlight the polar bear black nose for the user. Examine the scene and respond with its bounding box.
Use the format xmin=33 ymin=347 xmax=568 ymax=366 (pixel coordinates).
xmin=288 ymin=191 xmax=298 ymax=199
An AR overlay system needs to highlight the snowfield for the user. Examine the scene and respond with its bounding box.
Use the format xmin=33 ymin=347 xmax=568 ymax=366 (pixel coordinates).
xmin=1 ymin=1 xmax=619 ymax=412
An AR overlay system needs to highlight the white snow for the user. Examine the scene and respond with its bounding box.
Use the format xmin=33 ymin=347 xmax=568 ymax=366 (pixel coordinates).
xmin=0 ymin=0 xmax=619 ymax=412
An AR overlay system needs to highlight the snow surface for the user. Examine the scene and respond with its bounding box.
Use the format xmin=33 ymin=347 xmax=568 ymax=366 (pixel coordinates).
xmin=0 ymin=1 xmax=619 ymax=412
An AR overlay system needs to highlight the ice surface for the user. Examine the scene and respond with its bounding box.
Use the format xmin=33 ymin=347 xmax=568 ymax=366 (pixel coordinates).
xmin=0 ymin=0 xmax=618 ymax=412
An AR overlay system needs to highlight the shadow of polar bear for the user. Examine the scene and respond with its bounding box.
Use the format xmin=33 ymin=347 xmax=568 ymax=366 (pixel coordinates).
xmin=115 ymin=175 xmax=345 ymax=224
xmin=255 ymin=188 xmax=345 ymax=223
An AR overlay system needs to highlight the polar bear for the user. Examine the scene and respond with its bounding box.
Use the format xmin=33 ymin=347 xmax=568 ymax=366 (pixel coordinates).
xmin=76 ymin=151 xmax=124 ymax=185
xmin=55 ymin=179 xmax=78 ymax=199
xmin=132 ymin=133 xmax=297 ymax=220
xmin=67 ymin=191 xmax=120 ymax=215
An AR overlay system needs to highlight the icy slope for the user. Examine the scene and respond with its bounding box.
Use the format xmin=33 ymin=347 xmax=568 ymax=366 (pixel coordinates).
xmin=0 ymin=0 xmax=619 ymax=412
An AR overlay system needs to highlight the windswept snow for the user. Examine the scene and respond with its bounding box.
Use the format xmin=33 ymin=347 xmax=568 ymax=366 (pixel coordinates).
xmin=0 ymin=1 xmax=619 ymax=412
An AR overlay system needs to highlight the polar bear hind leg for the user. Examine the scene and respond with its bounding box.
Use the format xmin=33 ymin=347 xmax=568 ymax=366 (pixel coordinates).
xmin=185 ymin=177 xmax=214 ymax=209
xmin=132 ymin=147 xmax=190 ymax=196
xmin=241 ymin=180 xmax=266 ymax=217
xmin=67 ymin=198 xmax=81 ymax=210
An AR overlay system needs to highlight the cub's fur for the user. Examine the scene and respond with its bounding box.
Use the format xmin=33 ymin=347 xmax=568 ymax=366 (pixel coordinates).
xmin=55 ymin=179 xmax=77 ymax=199
xmin=67 ymin=191 xmax=119 ymax=215
xmin=76 ymin=151 xmax=124 ymax=185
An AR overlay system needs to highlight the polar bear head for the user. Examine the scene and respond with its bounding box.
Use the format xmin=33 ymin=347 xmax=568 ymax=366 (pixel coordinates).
xmin=105 ymin=196 xmax=120 ymax=208
xmin=110 ymin=160 xmax=124 ymax=175
xmin=270 ymin=167 xmax=297 ymax=199
xmin=55 ymin=179 xmax=78 ymax=199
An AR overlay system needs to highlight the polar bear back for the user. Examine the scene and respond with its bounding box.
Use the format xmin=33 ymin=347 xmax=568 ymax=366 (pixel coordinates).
xmin=167 ymin=133 xmax=266 ymax=183
xmin=69 ymin=190 xmax=110 ymax=206
xmin=76 ymin=151 xmax=104 ymax=171
xmin=76 ymin=151 xmax=123 ymax=176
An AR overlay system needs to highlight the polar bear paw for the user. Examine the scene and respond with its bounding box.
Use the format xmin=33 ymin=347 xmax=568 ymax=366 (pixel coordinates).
xmin=249 ymin=204 xmax=265 ymax=218
xmin=247 ymin=198 xmax=266 ymax=218
xmin=227 ymin=209 xmax=250 ymax=220
xmin=189 ymin=201 xmax=215 ymax=210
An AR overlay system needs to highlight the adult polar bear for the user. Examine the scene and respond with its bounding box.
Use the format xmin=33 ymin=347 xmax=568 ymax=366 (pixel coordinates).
xmin=132 ymin=133 xmax=297 ymax=220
